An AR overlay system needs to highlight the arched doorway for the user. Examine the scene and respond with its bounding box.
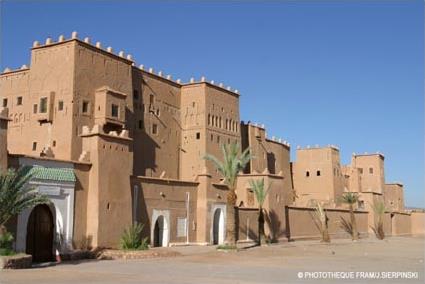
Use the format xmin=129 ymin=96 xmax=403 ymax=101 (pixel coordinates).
xmin=26 ymin=204 xmax=54 ymax=262
xmin=153 ymin=215 xmax=169 ymax=247
xmin=213 ymin=208 xmax=224 ymax=245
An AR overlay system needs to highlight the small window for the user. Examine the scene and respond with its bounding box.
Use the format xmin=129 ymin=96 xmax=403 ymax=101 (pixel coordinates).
xmin=192 ymin=102 xmax=195 ymax=107
xmin=359 ymin=168 xmax=363 ymax=174
xmin=17 ymin=97 xmax=23 ymax=105
xmin=39 ymin=97 xmax=48 ymax=113
xmin=196 ymin=132 xmax=200 ymax=140
xmin=58 ymin=100 xmax=64 ymax=111
xmin=210 ymin=134 xmax=213 ymax=141
xmin=152 ymin=123 xmax=158 ymax=135
xmin=149 ymin=94 xmax=154 ymax=104
xmin=82 ymin=101 xmax=89 ymax=113
xmin=138 ymin=120 xmax=144 ymax=130
xmin=306 ymin=171 xmax=310 ymax=177
xmin=369 ymin=167 xmax=373 ymax=174
xmin=111 ymin=104 xmax=119 ymax=118
xmin=317 ymin=170 xmax=321 ymax=176
xmin=52 ymin=140 xmax=56 ymax=147
xmin=133 ymin=90 xmax=139 ymax=100
xmin=2 ymin=98 xmax=7 ymax=107
xmin=217 ymin=135 xmax=220 ymax=143
xmin=33 ymin=104 xmax=38 ymax=114
xmin=32 ymin=142 xmax=37 ymax=151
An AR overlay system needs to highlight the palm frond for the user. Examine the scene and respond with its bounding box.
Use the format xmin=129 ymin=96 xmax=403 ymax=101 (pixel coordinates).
xmin=0 ymin=167 xmax=48 ymax=227
xmin=339 ymin=192 xmax=359 ymax=205
xmin=204 ymin=142 xmax=252 ymax=191
xmin=249 ymin=178 xmax=270 ymax=207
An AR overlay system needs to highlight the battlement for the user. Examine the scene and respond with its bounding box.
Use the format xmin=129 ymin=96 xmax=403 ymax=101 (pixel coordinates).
xmin=296 ymin=144 xmax=340 ymax=151
xmin=1 ymin=65 xmax=30 ymax=76
xmin=2 ymin=32 xmax=241 ymax=97
xmin=30 ymin=31 xmax=134 ymax=64
xmin=182 ymin=76 xmax=240 ymax=96
xmin=241 ymin=121 xmax=290 ymax=147
xmin=352 ymin=152 xmax=385 ymax=159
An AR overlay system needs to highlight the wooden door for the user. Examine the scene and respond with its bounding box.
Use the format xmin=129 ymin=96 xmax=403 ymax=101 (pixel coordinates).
xmin=26 ymin=204 xmax=54 ymax=262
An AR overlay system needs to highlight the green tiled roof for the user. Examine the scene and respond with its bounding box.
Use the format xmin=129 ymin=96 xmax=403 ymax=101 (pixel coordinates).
xmin=22 ymin=166 xmax=76 ymax=182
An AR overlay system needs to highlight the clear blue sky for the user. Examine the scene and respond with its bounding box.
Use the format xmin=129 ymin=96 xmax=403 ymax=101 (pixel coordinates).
xmin=1 ymin=1 xmax=423 ymax=207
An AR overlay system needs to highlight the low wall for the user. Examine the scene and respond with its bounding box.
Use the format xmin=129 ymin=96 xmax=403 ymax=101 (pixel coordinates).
xmin=286 ymin=206 xmax=369 ymax=240
xmin=391 ymin=212 xmax=411 ymax=236
xmin=410 ymin=212 xmax=425 ymax=235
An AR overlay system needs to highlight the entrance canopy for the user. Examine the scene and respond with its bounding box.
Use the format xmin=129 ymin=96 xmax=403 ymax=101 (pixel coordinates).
xmin=21 ymin=165 xmax=76 ymax=182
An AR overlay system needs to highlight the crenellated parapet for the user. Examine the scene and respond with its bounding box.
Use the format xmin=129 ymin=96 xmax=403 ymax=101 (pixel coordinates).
xmin=182 ymin=76 xmax=240 ymax=96
xmin=296 ymin=144 xmax=340 ymax=151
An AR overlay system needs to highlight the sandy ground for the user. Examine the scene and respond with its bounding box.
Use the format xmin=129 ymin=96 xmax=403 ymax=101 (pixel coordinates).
xmin=0 ymin=236 xmax=424 ymax=284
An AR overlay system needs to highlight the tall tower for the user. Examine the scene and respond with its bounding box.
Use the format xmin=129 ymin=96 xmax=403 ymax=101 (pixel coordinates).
xmin=351 ymin=153 xmax=385 ymax=194
xmin=180 ymin=82 xmax=241 ymax=181
xmin=292 ymin=146 xmax=344 ymax=206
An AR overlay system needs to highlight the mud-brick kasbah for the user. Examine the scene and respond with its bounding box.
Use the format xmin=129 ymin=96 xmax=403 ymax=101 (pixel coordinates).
xmin=0 ymin=32 xmax=423 ymax=261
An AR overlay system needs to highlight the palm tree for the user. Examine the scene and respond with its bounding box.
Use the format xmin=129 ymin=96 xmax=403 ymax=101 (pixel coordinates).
xmin=249 ymin=178 xmax=270 ymax=245
xmin=311 ymin=201 xmax=330 ymax=243
xmin=371 ymin=201 xmax=386 ymax=240
xmin=204 ymin=143 xmax=251 ymax=246
xmin=0 ymin=168 xmax=48 ymax=237
xmin=340 ymin=192 xmax=359 ymax=240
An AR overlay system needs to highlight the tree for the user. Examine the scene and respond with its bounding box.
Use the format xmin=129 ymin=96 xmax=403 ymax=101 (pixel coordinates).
xmin=0 ymin=168 xmax=48 ymax=236
xmin=371 ymin=201 xmax=386 ymax=240
xmin=249 ymin=178 xmax=270 ymax=245
xmin=204 ymin=143 xmax=251 ymax=246
xmin=339 ymin=192 xmax=359 ymax=240
xmin=310 ymin=201 xmax=330 ymax=243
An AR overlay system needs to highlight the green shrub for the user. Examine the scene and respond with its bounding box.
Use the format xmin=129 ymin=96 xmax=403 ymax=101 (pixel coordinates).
xmin=0 ymin=231 xmax=15 ymax=256
xmin=0 ymin=231 xmax=13 ymax=250
xmin=217 ymin=244 xmax=237 ymax=250
xmin=120 ymin=223 xmax=149 ymax=250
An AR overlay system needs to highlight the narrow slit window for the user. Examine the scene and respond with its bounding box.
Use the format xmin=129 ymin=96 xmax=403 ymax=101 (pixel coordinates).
xmin=58 ymin=100 xmax=64 ymax=111
xmin=39 ymin=97 xmax=48 ymax=113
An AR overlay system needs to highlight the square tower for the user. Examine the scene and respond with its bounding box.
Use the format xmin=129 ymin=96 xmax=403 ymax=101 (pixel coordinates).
xmin=351 ymin=153 xmax=385 ymax=194
xmin=180 ymin=82 xmax=240 ymax=181
xmin=292 ymin=146 xmax=344 ymax=206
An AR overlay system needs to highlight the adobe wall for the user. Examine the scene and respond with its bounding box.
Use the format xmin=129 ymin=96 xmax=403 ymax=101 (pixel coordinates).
xmin=391 ymin=212 xmax=411 ymax=236
xmin=236 ymin=174 xmax=289 ymax=241
xmin=237 ymin=208 xmax=259 ymax=242
xmin=410 ymin=212 xmax=425 ymax=235
xmin=351 ymin=154 xmax=385 ymax=194
xmin=81 ymin=127 xmax=133 ymax=248
xmin=292 ymin=147 xmax=344 ymax=207
xmin=203 ymin=84 xmax=241 ymax=182
xmin=180 ymin=84 xmax=207 ymax=180
xmin=72 ymin=40 xmax=133 ymax=161
xmin=131 ymin=176 xmax=198 ymax=245
xmin=1 ymin=41 xmax=76 ymax=160
xmin=384 ymin=183 xmax=405 ymax=212
xmin=132 ymin=69 xmax=182 ymax=178
xmin=72 ymin=162 xmax=92 ymax=248
xmin=286 ymin=206 xmax=369 ymax=240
